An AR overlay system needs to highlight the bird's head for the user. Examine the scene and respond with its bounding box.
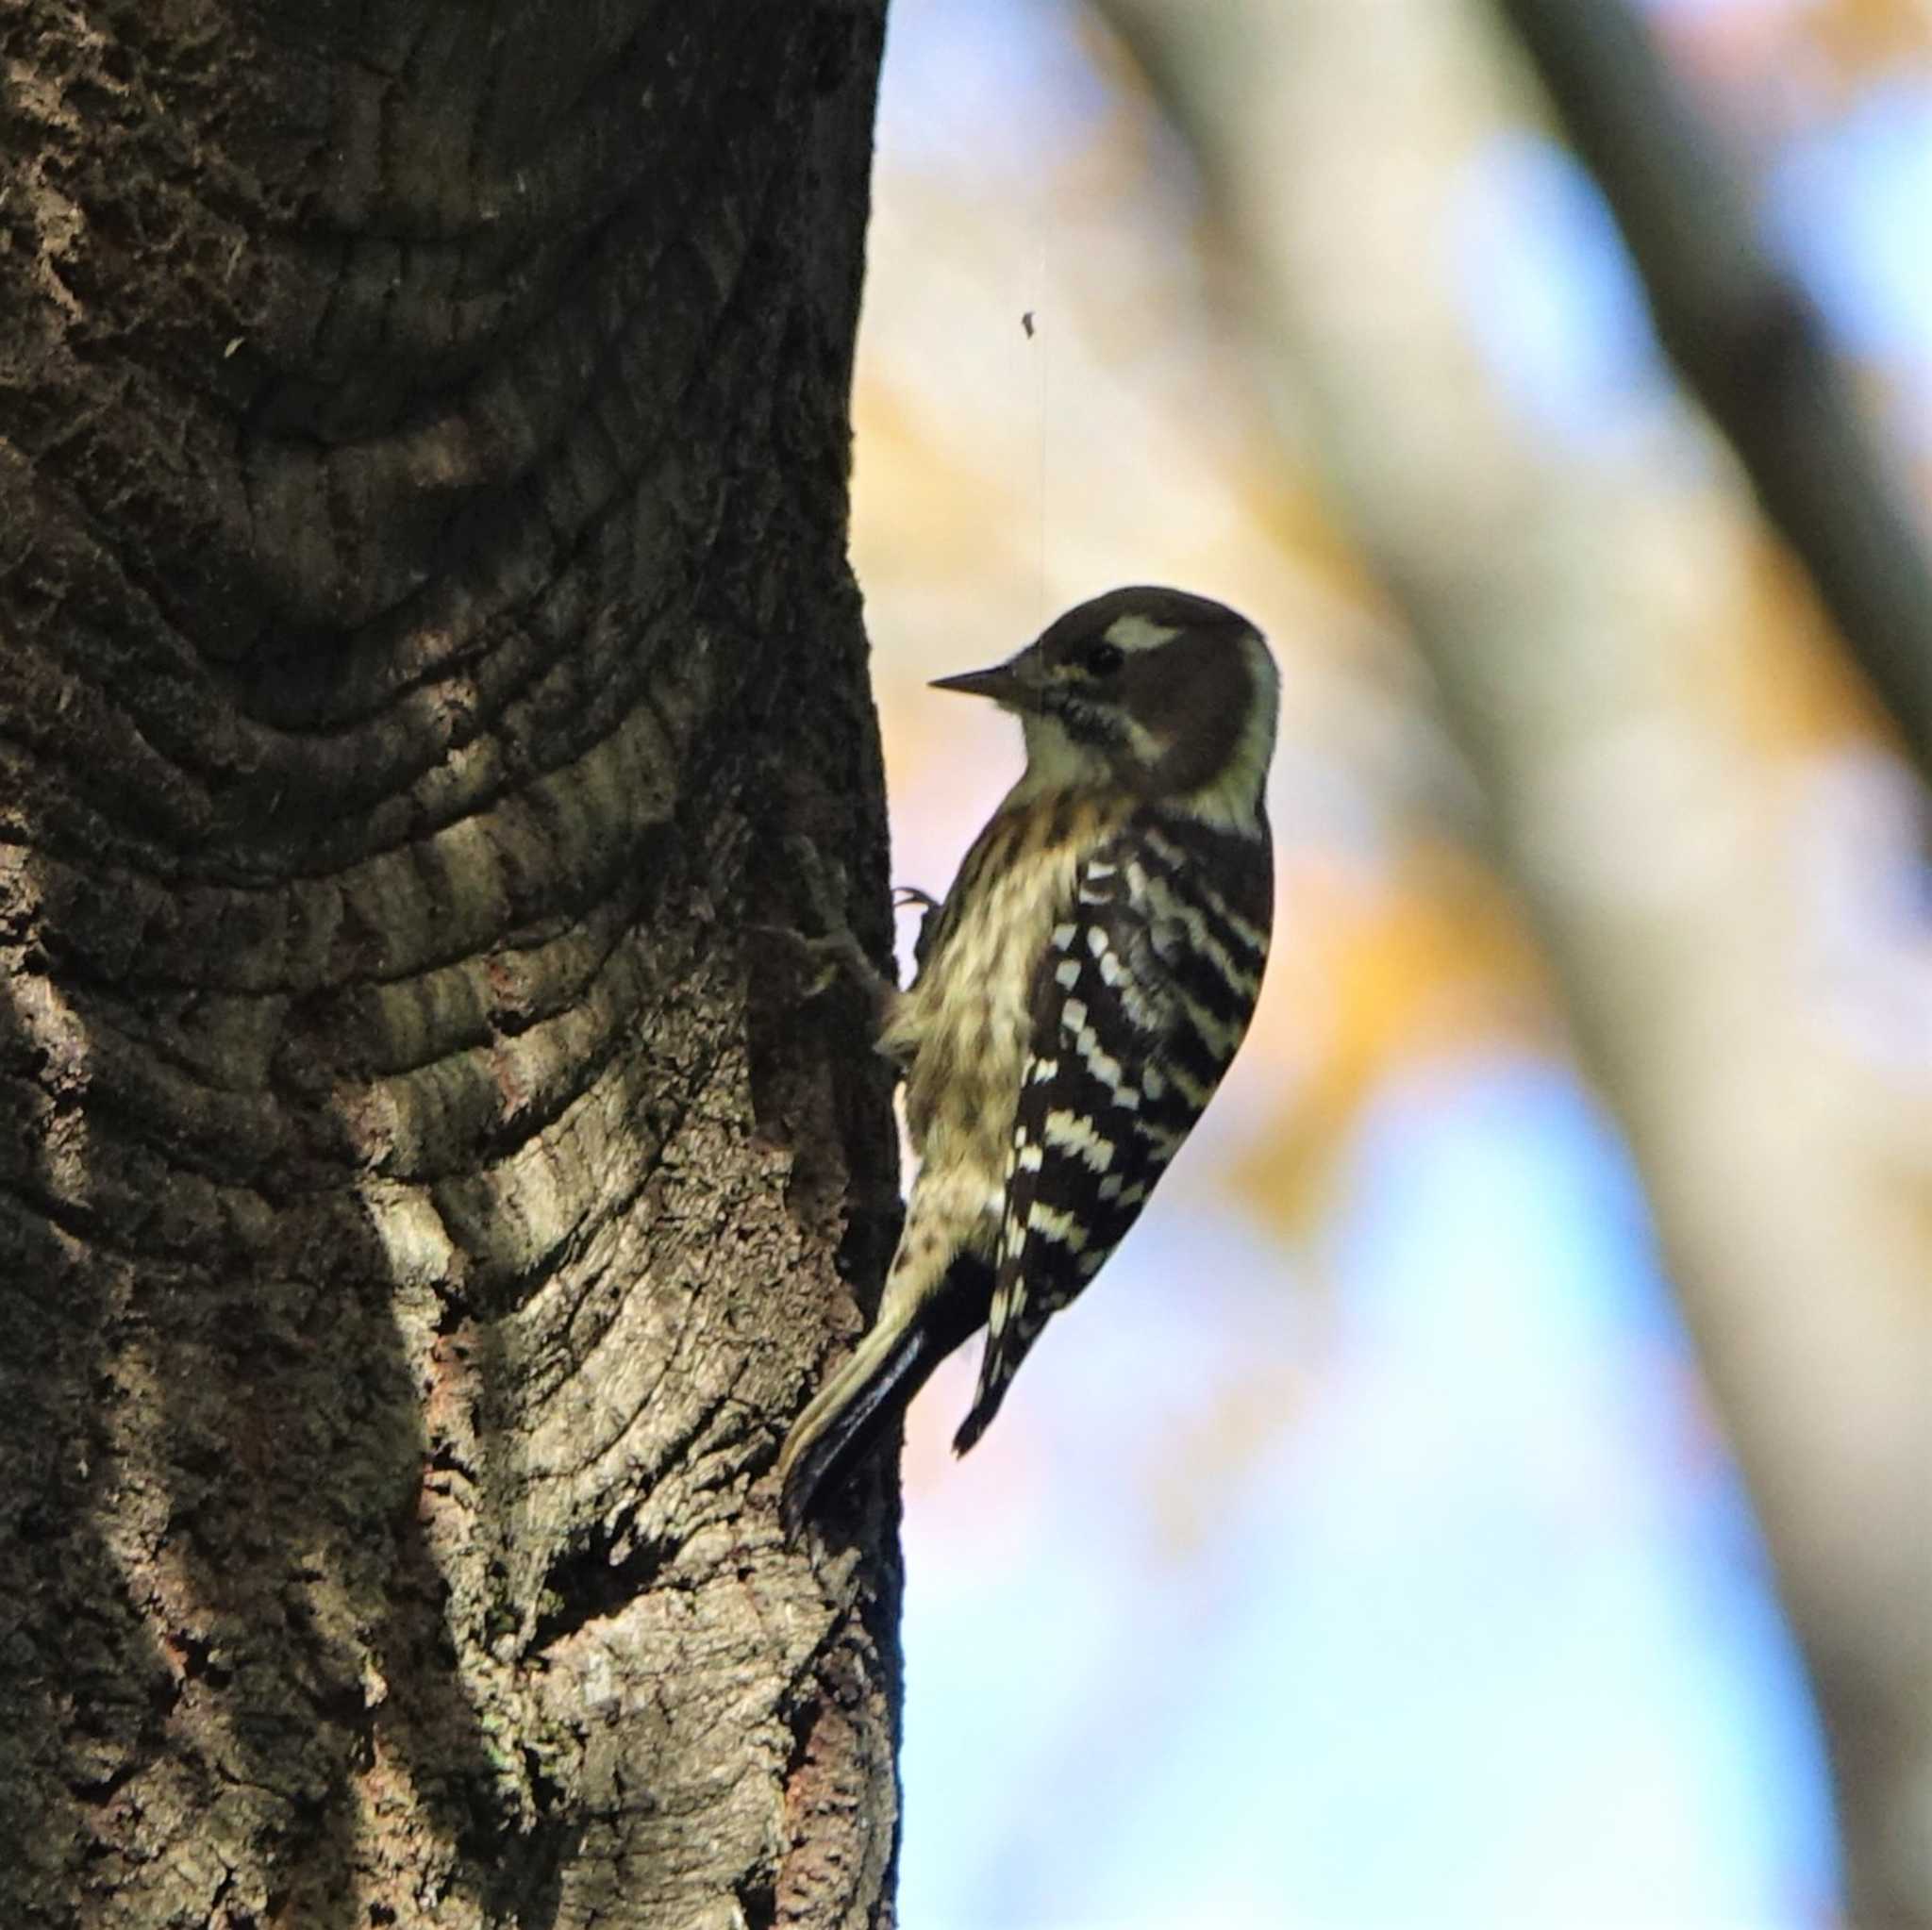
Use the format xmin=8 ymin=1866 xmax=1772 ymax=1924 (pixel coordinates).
xmin=931 ymin=586 xmax=1278 ymax=830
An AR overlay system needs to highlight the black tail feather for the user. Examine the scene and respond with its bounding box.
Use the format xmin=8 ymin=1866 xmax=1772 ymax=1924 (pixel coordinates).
xmin=950 ymin=1381 xmax=1004 ymax=1459
xmin=779 ymin=1254 xmax=991 ymax=1537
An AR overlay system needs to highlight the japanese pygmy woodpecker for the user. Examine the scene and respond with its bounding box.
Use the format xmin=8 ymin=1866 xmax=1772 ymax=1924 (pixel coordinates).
xmin=778 ymin=585 xmax=1277 ymax=1531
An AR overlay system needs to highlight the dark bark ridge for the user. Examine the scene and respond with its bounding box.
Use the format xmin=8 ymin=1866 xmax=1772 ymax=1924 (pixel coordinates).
xmin=1 ymin=4 xmax=903 ymax=1925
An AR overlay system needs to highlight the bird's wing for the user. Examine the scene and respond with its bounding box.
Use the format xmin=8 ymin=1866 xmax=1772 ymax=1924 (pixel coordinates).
xmin=952 ymin=817 xmax=1272 ymax=1454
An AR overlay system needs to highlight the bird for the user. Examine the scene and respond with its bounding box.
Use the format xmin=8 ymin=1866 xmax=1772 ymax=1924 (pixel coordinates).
xmin=776 ymin=585 xmax=1277 ymax=1534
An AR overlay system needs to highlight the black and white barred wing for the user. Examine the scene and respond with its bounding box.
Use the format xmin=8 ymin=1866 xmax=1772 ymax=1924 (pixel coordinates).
xmin=952 ymin=819 xmax=1273 ymax=1455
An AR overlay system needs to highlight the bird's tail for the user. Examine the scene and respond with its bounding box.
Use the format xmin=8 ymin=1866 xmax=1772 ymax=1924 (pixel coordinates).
xmin=777 ymin=1254 xmax=990 ymax=1537
xmin=949 ymin=1370 xmax=1009 ymax=1459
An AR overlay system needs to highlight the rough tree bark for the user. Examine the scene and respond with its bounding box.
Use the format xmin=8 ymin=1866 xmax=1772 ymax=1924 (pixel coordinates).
xmin=1 ymin=5 xmax=906 ymax=1925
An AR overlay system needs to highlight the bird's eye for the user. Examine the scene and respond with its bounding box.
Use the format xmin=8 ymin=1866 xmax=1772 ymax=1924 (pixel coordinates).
xmin=1082 ymin=641 xmax=1126 ymax=676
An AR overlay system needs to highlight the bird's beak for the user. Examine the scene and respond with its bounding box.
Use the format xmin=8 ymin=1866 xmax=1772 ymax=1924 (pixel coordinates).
xmin=929 ymin=655 xmax=1036 ymax=711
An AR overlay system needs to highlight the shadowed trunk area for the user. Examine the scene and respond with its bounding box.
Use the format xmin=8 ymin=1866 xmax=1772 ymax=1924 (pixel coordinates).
xmin=0 ymin=5 xmax=907 ymax=1924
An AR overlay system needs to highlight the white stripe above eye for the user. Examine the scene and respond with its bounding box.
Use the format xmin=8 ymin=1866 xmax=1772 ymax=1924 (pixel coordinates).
xmin=1104 ymin=614 xmax=1180 ymax=654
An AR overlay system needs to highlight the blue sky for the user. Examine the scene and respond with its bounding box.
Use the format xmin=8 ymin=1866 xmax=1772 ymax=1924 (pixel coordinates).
xmin=897 ymin=1060 xmax=1837 ymax=1929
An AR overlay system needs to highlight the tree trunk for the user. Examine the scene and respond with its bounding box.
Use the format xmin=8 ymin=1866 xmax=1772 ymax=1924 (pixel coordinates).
xmin=0 ymin=6 xmax=904 ymax=1925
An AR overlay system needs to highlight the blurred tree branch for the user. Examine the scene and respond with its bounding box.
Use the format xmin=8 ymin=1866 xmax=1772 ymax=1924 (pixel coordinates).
xmin=1101 ymin=1 xmax=1932 ymax=1922
xmin=1492 ymin=0 xmax=1932 ymax=790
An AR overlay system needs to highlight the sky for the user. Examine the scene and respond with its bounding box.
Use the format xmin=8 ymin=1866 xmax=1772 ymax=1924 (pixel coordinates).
xmin=896 ymin=1064 xmax=1838 ymax=1929
xmin=850 ymin=2 xmax=1929 ymax=1923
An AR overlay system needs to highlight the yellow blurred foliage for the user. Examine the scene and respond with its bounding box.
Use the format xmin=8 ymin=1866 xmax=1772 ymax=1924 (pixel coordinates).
xmin=1735 ymin=536 xmax=1916 ymax=757
xmin=1804 ymin=0 xmax=1932 ymax=92
xmin=1233 ymin=838 xmax=1557 ymax=1240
